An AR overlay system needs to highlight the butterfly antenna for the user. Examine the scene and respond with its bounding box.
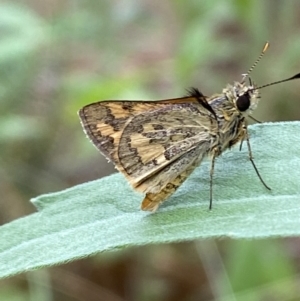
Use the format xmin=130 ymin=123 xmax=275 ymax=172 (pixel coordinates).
xmin=254 ymin=72 xmax=300 ymax=90
xmin=242 ymin=42 xmax=270 ymax=82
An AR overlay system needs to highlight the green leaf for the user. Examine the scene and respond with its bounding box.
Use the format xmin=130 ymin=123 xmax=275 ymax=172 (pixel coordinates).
xmin=1 ymin=122 xmax=300 ymax=279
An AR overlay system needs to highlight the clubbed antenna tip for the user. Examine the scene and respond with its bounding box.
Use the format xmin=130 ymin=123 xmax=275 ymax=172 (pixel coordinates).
xmin=242 ymin=42 xmax=269 ymax=81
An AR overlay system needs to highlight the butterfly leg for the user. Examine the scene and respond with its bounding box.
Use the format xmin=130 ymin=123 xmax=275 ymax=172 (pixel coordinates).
xmin=243 ymin=124 xmax=271 ymax=190
xmin=209 ymin=146 xmax=221 ymax=210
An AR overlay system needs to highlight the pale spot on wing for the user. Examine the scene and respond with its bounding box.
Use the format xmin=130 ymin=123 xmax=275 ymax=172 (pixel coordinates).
xmin=96 ymin=123 xmax=114 ymax=137
xmin=130 ymin=133 xmax=165 ymax=165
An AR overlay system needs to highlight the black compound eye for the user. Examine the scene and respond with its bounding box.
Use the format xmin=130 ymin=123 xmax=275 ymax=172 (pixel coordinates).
xmin=236 ymin=93 xmax=250 ymax=112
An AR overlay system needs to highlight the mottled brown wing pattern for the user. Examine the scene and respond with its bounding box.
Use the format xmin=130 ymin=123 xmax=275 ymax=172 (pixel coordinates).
xmin=140 ymin=146 xmax=207 ymax=211
xmin=79 ymin=101 xmax=162 ymax=162
xmin=79 ymin=97 xmax=217 ymax=211
xmin=117 ymin=103 xmax=215 ymax=187
xmin=79 ymin=98 xmax=197 ymax=160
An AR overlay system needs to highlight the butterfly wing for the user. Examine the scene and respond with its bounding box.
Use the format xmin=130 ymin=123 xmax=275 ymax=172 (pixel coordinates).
xmin=79 ymin=101 xmax=161 ymax=162
xmin=79 ymin=97 xmax=205 ymax=160
xmin=79 ymin=97 xmax=217 ymax=209
xmin=141 ymin=146 xmax=206 ymax=211
xmin=116 ymin=102 xmax=216 ymax=187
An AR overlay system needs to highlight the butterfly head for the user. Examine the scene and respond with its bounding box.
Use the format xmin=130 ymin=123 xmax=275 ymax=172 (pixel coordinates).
xmin=224 ymin=80 xmax=260 ymax=116
xmin=227 ymin=70 xmax=300 ymax=117
xmin=236 ymin=81 xmax=260 ymax=114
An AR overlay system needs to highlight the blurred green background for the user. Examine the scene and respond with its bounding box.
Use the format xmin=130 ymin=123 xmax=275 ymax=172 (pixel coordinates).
xmin=1 ymin=1 xmax=300 ymax=300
